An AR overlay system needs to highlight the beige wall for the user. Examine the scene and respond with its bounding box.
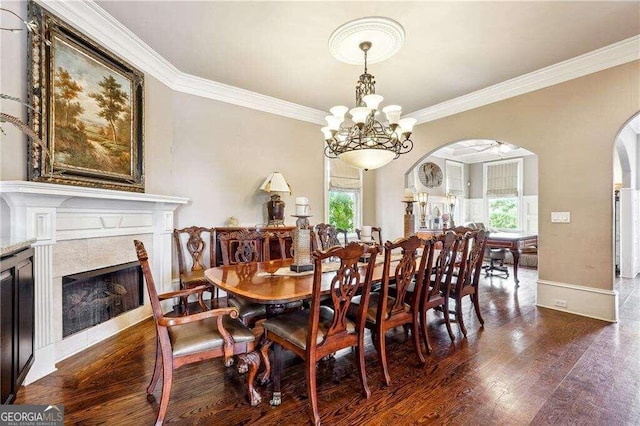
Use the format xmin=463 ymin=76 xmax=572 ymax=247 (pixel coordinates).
xmin=169 ymin=92 xmax=323 ymax=229
xmin=1 ymin=1 xmax=28 ymax=181
xmin=376 ymin=61 xmax=640 ymax=291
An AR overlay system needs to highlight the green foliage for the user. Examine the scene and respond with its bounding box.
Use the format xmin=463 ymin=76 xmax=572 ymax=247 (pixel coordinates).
xmin=489 ymin=198 xmax=518 ymax=229
xmin=329 ymin=192 xmax=354 ymax=231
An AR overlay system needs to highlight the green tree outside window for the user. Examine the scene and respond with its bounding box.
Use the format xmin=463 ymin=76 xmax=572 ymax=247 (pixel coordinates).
xmin=488 ymin=198 xmax=518 ymax=229
xmin=329 ymin=192 xmax=354 ymax=231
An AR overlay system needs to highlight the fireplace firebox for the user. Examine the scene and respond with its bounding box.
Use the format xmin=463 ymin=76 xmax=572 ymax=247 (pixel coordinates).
xmin=62 ymin=262 xmax=143 ymax=338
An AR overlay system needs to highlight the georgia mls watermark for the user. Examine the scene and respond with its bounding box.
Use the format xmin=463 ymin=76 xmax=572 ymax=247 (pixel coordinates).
xmin=0 ymin=405 xmax=64 ymax=426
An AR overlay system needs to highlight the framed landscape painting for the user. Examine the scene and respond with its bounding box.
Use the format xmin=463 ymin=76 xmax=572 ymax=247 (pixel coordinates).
xmin=28 ymin=2 xmax=144 ymax=192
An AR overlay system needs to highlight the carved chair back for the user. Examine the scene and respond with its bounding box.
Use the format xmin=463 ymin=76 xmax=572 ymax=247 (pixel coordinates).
xmin=272 ymin=230 xmax=294 ymax=259
xmin=430 ymin=231 xmax=461 ymax=296
xmin=309 ymin=242 xmax=380 ymax=351
xmin=315 ymin=223 xmax=348 ymax=250
xmin=379 ymin=235 xmax=422 ymax=320
xmin=219 ymin=228 xmax=271 ymax=265
xmin=173 ymin=226 xmax=215 ymax=276
xmin=457 ymin=229 xmax=487 ymax=293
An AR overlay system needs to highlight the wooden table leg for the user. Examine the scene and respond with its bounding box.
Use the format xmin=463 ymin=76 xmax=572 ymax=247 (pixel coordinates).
xmin=510 ymin=248 xmax=521 ymax=287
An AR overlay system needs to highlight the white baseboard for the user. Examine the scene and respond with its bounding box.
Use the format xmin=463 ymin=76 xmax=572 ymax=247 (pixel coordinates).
xmin=23 ymin=345 xmax=57 ymax=385
xmin=537 ymin=279 xmax=618 ymax=322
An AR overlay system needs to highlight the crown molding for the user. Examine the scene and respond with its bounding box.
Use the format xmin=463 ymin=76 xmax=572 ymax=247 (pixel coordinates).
xmin=36 ymin=0 xmax=181 ymax=88
xmin=173 ymin=73 xmax=326 ymax=124
xmin=37 ymin=1 xmax=639 ymax=127
xmin=405 ymin=35 xmax=640 ymax=124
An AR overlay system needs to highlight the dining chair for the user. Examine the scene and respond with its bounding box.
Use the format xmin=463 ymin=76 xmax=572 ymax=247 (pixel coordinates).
xmin=448 ymin=229 xmax=488 ymax=337
xmin=133 ymin=240 xmax=261 ymax=426
xmin=262 ymin=242 xmax=380 ymax=425
xmin=219 ymin=228 xmax=270 ymax=265
xmin=421 ymin=231 xmax=460 ymax=349
xmin=347 ymin=235 xmax=426 ymax=386
xmin=173 ymin=226 xmax=219 ymax=304
xmin=355 ymin=226 xmax=382 ymax=244
xmin=219 ymin=228 xmax=269 ymax=327
xmin=315 ymin=223 xmax=348 ymax=250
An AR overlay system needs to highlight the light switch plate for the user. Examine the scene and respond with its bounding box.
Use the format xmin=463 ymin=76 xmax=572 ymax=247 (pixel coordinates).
xmin=551 ymin=211 xmax=570 ymax=223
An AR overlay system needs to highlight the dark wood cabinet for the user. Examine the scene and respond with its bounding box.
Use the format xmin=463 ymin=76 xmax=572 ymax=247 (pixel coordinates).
xmin=0 ymin=246 xmax=35 ymax=404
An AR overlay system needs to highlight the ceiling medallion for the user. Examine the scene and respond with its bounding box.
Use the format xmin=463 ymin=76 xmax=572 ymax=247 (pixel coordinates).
xmin=329 ymin=17 xmax=405 ymax=65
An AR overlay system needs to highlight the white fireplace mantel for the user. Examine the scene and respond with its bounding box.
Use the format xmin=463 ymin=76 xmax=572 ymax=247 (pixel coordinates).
xmin=0 ymin=181 xmax=188 ymax=384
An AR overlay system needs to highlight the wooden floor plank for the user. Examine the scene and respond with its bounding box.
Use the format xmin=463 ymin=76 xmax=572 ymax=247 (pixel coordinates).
xmin=15 ymin=267 xmax=640 ymax=425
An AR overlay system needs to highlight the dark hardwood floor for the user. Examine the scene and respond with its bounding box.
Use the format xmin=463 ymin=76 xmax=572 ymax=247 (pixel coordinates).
xmin=16 ymin=268 xmax=640 ymax=425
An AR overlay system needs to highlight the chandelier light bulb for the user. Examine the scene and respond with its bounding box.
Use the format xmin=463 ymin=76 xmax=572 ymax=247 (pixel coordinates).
xmin=382 ymin=105 xmax=402 ymax=124
xmin=330 ymin=105 xmax=349 ymax=120
xmin=320 ymin=126 xmax=334 ymax=140
xmin=325 ymin=115 xmax=343 ymax=131
xmin=349 ymin=107 xmax=371 ymax=126
xmin=398 ymin=117 xmax=417 ymax=134
xmin=362 ymin=94 xmax=384 ymax=110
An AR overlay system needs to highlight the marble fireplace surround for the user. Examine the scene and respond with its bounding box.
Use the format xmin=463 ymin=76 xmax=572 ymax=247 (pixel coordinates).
xmin=0 ymin=181 xmax=188 ymax=384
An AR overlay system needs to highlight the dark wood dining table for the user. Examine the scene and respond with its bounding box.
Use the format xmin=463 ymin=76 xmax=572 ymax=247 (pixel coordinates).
xmin=204 ymin=257 xmax=390 ymax=316
xmin=485 ymin=232 xmax=538 ymax=285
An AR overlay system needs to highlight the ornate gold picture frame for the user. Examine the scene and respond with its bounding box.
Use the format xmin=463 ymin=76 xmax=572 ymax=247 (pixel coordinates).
xmin=28 ymin=2 xmax=144 ymax=192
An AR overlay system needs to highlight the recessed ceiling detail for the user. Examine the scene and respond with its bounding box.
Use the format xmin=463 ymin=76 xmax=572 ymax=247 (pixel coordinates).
xmin=329 ymin=17 xmax=405 ymax=65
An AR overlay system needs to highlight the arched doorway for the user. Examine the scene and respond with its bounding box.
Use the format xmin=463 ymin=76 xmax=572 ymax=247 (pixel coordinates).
xmin=405 ymin=139 xmax=538 ymax=237
xmin=614 ymin=113 xmax=640 ymax=279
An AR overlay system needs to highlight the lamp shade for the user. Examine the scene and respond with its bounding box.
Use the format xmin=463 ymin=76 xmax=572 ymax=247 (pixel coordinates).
xmin=338 ymin=149 xmax=396 ymax=170
xmin=260 ymin=172 xmax=292 ymax=194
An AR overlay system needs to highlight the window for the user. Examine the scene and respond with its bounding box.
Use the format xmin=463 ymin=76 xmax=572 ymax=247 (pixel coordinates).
xmin=326 ymin=159 xmax=362 ymax=232
xmin=483 ymin=159 xmax=522 ymax=230
xmin=445 ymin=160 xmax=464 ymax=197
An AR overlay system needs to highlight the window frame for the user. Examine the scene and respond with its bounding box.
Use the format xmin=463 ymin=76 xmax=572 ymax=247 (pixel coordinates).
xmin=324 ymin=158 xmax=363 ymax=237
xmin=445 ymin=160 xmax=465 ymax=196
xmin=482 ymin=158 xmax=523 ymax=231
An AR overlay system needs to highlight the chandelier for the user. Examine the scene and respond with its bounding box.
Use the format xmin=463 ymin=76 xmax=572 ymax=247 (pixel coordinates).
xmin=322 ymin=41 xmax=415 ymax=171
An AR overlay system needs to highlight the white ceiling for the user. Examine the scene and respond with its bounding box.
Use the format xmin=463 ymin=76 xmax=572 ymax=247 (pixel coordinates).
xmin=431 ymin=140 xmax=534 ymax=164
xmin=94 ymin=1 xmax=640 ymax=115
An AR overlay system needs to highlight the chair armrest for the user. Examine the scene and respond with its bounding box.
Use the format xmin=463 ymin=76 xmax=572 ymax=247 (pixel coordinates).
xmin=157 ymin=285 xmax=210 ymax=301
xmin=158 ymin=306 xmax=239 ymax=327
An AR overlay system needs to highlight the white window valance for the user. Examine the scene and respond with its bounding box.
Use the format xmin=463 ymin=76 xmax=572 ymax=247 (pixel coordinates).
xmin=486 ymin=161 xmax=519 ymax=197
xmin=329 ymin=159 xmax=360 ymax=190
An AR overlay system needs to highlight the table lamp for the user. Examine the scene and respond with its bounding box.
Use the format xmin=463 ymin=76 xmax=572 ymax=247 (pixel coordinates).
xmin=260 ymin=172 xmax=291 ymax=226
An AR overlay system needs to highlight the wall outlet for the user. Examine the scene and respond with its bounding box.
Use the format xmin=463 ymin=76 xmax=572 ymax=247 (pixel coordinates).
xmin=553 ymin=299 xmax=568 ymax=308
xmin=551 ymin=212 xmax=571 ymax=223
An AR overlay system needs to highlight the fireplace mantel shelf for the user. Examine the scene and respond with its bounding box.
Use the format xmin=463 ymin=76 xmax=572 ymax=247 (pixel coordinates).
xmin=0 ymin=181 xmax=188 ymax=205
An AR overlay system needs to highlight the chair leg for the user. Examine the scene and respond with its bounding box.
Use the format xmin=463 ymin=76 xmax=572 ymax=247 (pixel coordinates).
xmin=421 ymin=308 xmax=432 ymax=355
xmin=270 ymin=343 xmax=282 ymax=406
xmin=305 ymin=357 xmax=320 ymax=426
xmin=147 ymin=337 xmax=162 ymax=394
xmin=442 ymin=302 xmax=455 ymax=343
xmin=376 ymin=326 xmax=391 ymax=386
xmin=456 ymin=298 xmax=467 ymax=337
xmin=155 ymin=348 xmax=173 ymax=426
xmin=411 ymin=314 xmax=426 ymax=364
xmin=472 ymin=292 xmax=485 ymax=326
xmin=237 ymin=351 xmax=262 ymax=406
xmin=355 ymin=334 xmax=371 ymax=399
